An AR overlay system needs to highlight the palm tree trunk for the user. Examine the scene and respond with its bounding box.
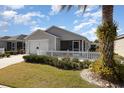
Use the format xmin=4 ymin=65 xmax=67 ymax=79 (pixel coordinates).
xmin=99 ymin=5 xmax=115 ymax=68
xmin=102 ymin=5 xmax=113 ymax=24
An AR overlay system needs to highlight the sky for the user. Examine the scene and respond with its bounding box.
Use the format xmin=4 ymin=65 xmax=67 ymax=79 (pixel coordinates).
xmin=0 ymin=5 xmax=124 ymax=41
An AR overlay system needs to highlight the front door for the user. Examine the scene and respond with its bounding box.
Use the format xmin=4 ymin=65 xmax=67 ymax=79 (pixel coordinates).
xmin=73 ymin=41 xmax=80 ymax=51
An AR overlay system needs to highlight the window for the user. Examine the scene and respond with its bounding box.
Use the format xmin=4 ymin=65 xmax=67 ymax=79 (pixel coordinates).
xmin=73 ymin=41 xmax=80 ymax=51
xmin=83 ymin=41 xmax=85 ymax=51
xmin=74 ymin=42 xmax=79 ymax=49
xmin=12 ymin=43 xmax=14 ymax=47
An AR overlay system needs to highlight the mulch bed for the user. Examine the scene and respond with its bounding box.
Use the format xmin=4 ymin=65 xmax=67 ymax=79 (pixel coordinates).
xmin=80 ymin=69 xmax=123 ymax=88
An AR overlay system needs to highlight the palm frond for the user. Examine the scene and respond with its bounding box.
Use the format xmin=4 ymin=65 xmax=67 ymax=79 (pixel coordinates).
xmin=60 ymin=5 xmax=73 ymax=12
xmin=60 ymin=5 xmax=87 ymax=14
xmin=78 ymin=5 xmax=87 ymax=13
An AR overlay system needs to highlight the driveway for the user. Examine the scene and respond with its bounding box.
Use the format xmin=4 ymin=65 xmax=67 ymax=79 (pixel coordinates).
xmin=0 ymin=54 xmax=24 ymax=69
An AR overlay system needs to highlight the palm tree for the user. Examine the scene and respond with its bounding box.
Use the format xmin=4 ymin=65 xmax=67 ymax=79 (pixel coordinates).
xmin=60 ymin=5 xmax=116 ymax=68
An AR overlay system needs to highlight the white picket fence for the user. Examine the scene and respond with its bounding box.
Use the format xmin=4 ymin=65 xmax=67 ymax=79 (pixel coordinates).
xmin=37 ymin=50 xmax=100 ymax=60
xmin=0 ymin=48 xmax=5 ymax=54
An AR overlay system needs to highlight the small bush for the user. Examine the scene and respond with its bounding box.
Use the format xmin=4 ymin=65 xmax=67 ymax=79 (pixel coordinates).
xmin=61 ymin=57 xmax=71 ymax=62
xmin=5 ymin=51 xmax=13 ymax=55
xmin=1 ymin=54 xmax=5 ymax=57
xmin=72 ymin=62 xmax=80 ymax=70
xmin=5 ymin=54 xmax=10 ymax=57
xmin=80 ymin=60 xmax=92 ymax=69
xmin=0 ymin=54 xmax=3 ymax=58
xmin=5 ymin=51 xmax=18 ymax=55
xmin=72 ymin=58 xmax=79 ymax=63
xmin=90 ymin=60 xmax=115 ymax=81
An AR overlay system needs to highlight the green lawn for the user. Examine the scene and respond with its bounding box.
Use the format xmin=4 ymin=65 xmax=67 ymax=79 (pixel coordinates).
xmin=0 ymin=62 xmax=97 ymax=88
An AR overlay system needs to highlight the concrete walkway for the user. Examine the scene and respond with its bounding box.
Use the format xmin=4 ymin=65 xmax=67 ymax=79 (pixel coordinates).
xmin=0 ymin=54 xmax=25 ymax=88
xmin=0 ymin=85 xmax=10 ymax=88
xmin=0 ymin=55 xmax=24 ymax=69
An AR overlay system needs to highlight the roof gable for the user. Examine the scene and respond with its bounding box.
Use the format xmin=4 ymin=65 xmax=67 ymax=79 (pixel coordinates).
xmin=46 ymin=26 xmax=89 ymax=41
xmin=25 ymin=29 xmax=57 ymax=40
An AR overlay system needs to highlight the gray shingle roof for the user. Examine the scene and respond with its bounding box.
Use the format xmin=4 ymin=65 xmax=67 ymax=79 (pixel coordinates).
xmin=0 ymin=34 xmax=27 ymax=41
xmin=116 ymin=34 xmax=124 ymax=40
xmin=1 ymin=36 xmax=11 ymax=39
xmin=46 ymin=26 xmax=89 ymax=41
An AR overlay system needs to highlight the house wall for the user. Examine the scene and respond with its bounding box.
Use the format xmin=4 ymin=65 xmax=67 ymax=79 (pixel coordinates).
xmin=26 ymin=30 xmax=56 ymax=52
xmin=0 ymin=41 xmax=7 ymax=50
xmin=114 ymin=38 xmax=124 ymax=57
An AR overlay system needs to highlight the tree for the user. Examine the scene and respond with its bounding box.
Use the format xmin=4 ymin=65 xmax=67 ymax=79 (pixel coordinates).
xmin=60 ymin=5 xmax=121 ymax=83
xmin=60 ymin=5 xmax=116 ymax=68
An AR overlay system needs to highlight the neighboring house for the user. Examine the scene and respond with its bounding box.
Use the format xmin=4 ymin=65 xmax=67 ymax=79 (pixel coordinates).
xmin=25 ymin=26 xmax=91 ymax=54
xmin=89 ymin=42 xmax=99 ymax=52
xmin=0 ymin=34 xmax=27 ymax=52
xmin=115 ymin=34 xmax=124 ymax=57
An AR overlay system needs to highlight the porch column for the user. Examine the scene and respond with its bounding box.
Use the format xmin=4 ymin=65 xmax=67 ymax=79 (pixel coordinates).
xmin=14 ymin=41 xmax=17 ymax=52
xmin=23 ymin=41 xmax=25 ymax=50
xmin=72 ymin=40 xmax=74 ymax=51
xmin=82 ymin=40 xmax=84 ymax=52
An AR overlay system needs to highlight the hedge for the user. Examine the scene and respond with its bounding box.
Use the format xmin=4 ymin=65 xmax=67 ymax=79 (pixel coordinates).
xmin=23 ymin=55 xmax=92 ymax=70
xmin=0 ymin=53 xmax=10 ymax=58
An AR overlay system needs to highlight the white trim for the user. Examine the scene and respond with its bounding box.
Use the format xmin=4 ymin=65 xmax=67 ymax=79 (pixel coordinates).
xmin=82 ymin=40 xmax=84 ymax=52
xmin=54 ymin=37 xmax=57 ymax=50
xmin=38 ymin=50 xmax=100 ymax=60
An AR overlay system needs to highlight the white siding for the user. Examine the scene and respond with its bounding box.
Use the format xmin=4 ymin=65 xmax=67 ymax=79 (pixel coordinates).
xmin=26 ymin=39 xmax=49 ymax=54
xmin=0 ymin=41 xmax=7 ymax=49
xmin=115 ymin=38 xmax=124 ymax=57
xmin=26 ymin=30 xmax=56 ymax=52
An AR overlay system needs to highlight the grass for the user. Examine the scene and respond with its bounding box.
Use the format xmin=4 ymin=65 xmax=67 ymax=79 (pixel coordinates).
xmin=0 ymin=62 xmax=97 ymax=88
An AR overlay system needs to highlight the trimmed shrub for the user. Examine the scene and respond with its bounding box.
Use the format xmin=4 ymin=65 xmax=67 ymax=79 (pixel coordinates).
xmin=0 ymin=54 xmax=3 ymax=58
xmin=1 ymin=54 xmax=5 ymax=57
xmin=72 ymin=58 xmax=79 ymax=63
xmin=79 ymin=60 xmax=92 ymax=69
xmin=23 ymin=55 xmax=92 ymax=70
xmin=5 ymin=51 xmax=18 ymax=55
xmin=5 ymin=51 xmax=13 ymax=55
xmin=5 ymin=54 xmax=10 ymax=57
xmin=72 ymin=62 xmax=80 ymax=70
xmin=61 ymin=57 xmax=71 ymax=62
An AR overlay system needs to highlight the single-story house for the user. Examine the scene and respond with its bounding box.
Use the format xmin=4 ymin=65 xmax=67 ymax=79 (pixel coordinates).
xmin=0 ymin=34 xmax=27 ymax=52
xmin=115 ymin=34 xmax=124 ymax=57
xmin=25 ymin=26 xmax=91 ymax=54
